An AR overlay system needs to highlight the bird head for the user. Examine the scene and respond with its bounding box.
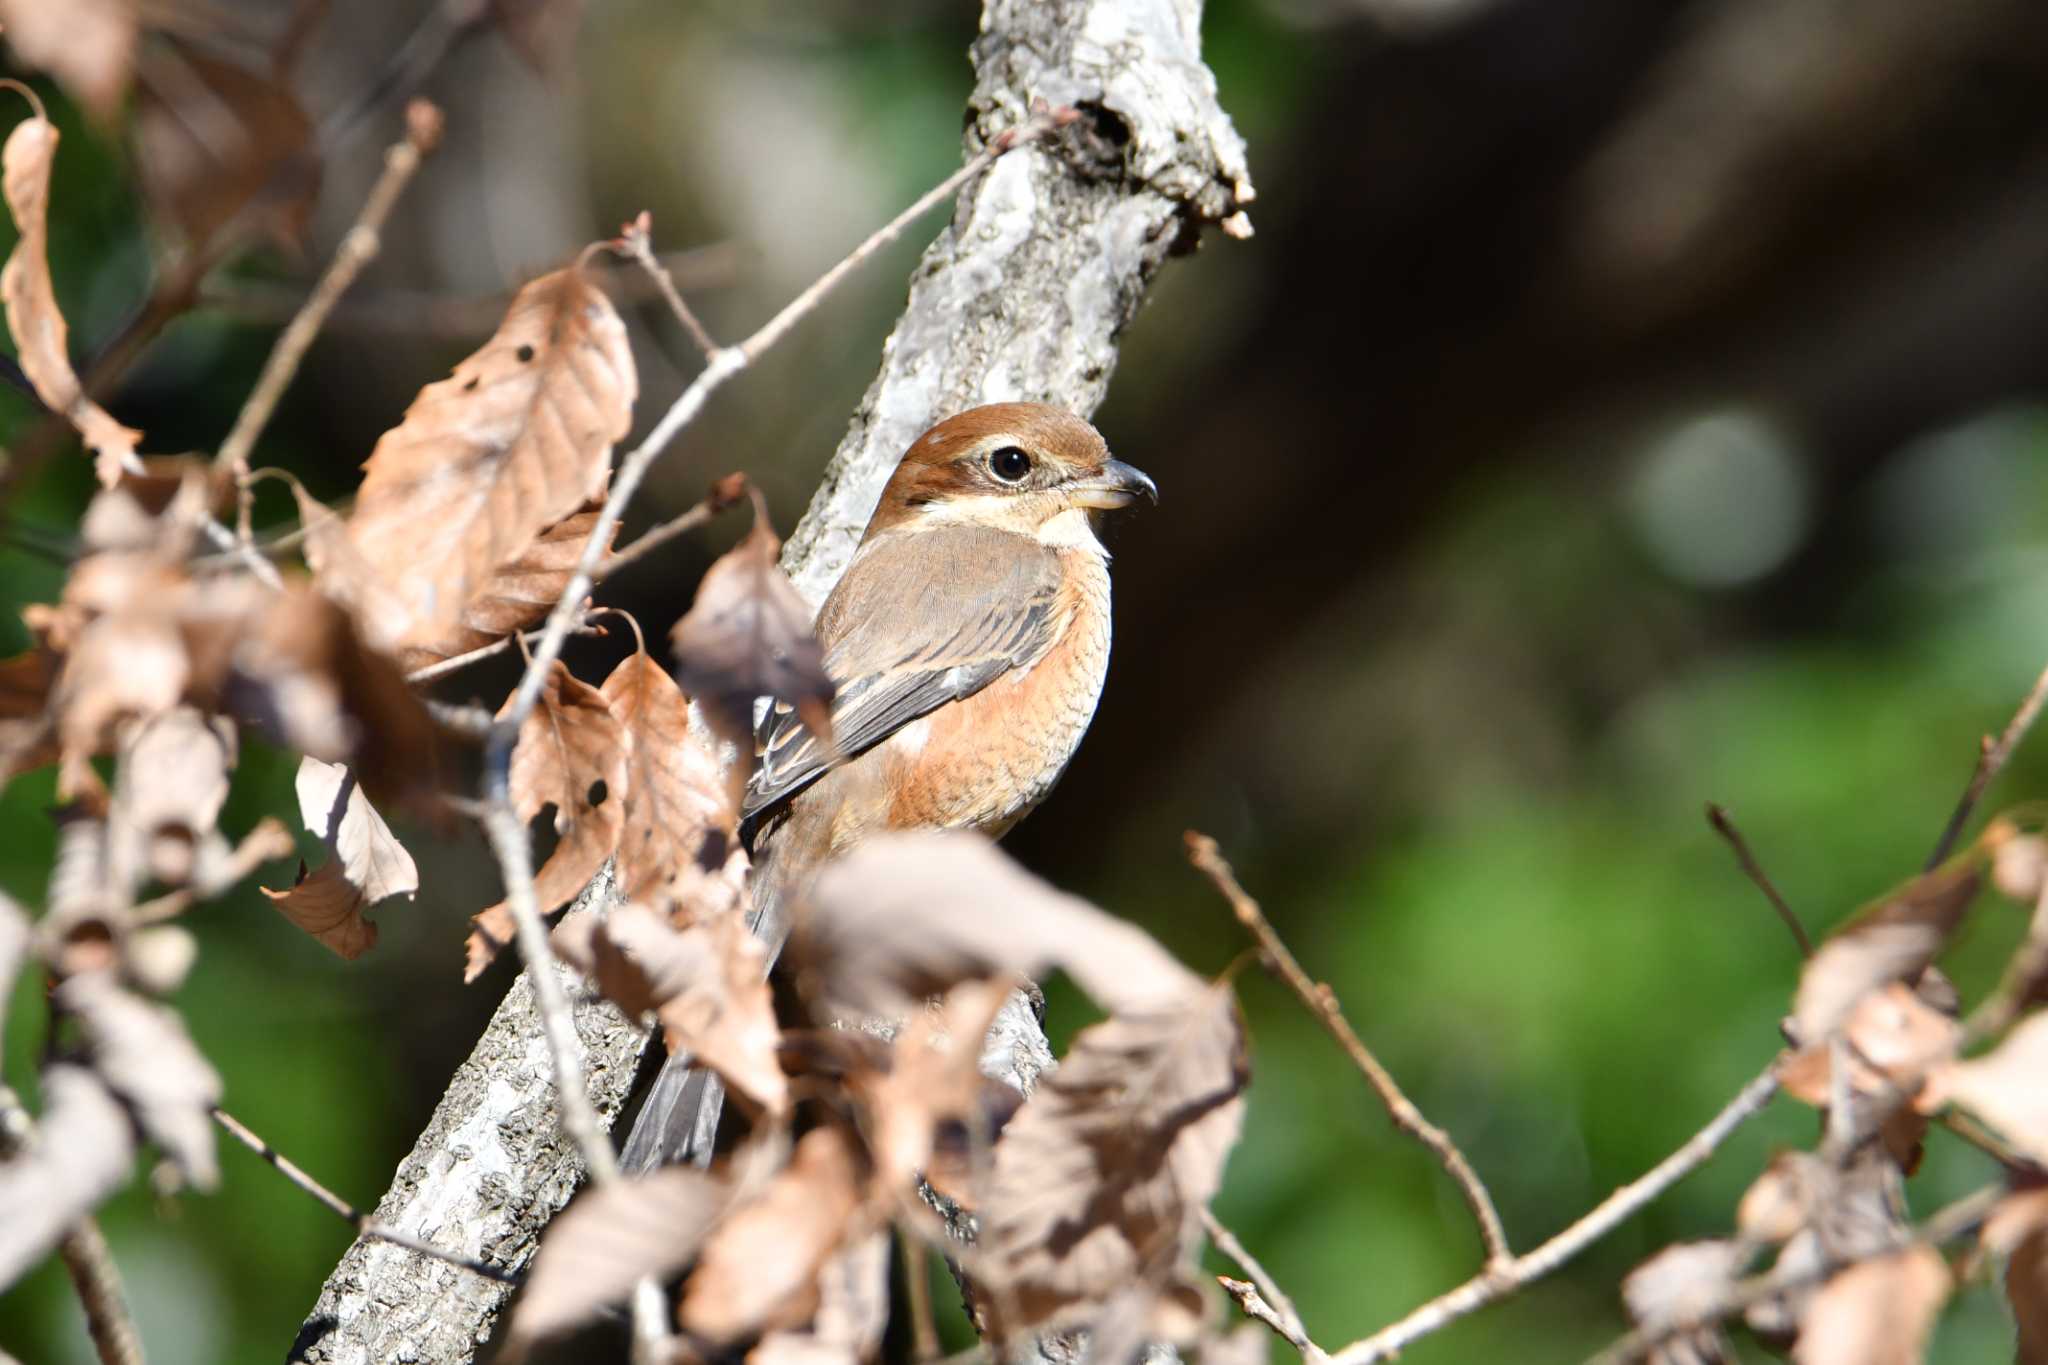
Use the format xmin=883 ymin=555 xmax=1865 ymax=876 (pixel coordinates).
xmin=866 ymin=403 xmax=1157 ymax=545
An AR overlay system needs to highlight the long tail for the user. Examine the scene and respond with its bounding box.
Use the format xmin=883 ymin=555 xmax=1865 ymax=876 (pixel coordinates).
xmin=617 ymin=828 xmax=796 ymax=1173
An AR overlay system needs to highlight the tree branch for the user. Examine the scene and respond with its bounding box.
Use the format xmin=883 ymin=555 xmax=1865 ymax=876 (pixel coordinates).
xmin=1326 ymin=1063 xmax=1783 ymax=1365
xmin=293 ymin=0 xmax=1252 ymax=1355
xmin=1926 ymin=658 xmax=2048 ymax=869
xmin=1185 ymin=833 xmax=1511 ymax=1270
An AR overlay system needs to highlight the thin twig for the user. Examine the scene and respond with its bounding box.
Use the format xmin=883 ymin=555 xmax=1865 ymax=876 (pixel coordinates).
xmin=1589 ymin=1180 xmax=2003 ymax=1364
xmin=1220 ymin=1278 xmax=1321 ymax=1361
xmin=1327 ymin=1062 xmax=1783 ymax=1365
xmin=210 ymin=1107 xmax=519 ymax=1284
xmin=1184 ymin=832 xmax=1512 ymax=1270
xmin=1965 ymin=861 xmax=2048 ymax=1044
xmin=57 ymin=1221 xmax=143 ymax=1365
xmin=903 ymin=1226 xmax=942 ymax=1363
xmin=403 ymin=617 xmax=605 ymax=686
xmin=620 ymin=212 xmax=720 ymax=359
xmin=736 ymin=108 xmax=1076 ymax=363
xmin=1204 ymin=1208 xmax=1323 ymax=1360
xmin=1706 ymin=803 xmax=1812 ymax=958
xmin=215 ymin=100 xmax=443 ymax=498
xmin=1927 ymin=658 xmax=2048 ymax=870
xmin=602 ymin=473 xmax=750 ymax=578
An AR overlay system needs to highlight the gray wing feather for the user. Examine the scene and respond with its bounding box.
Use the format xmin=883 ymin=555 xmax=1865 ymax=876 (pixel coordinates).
xmin=742 ymin=527 xmax=1062 ymax=821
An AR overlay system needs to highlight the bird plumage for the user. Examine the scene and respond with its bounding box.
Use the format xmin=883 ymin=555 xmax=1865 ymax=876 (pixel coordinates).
xmin=618 ymin=402 xmax=1153 ymax=1173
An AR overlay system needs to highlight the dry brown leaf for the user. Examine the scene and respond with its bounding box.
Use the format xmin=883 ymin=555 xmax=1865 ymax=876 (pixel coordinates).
xmin=1621 ymin=1241 xmax=1746 ymax=1365
xmin=861 ymin=979 xmax=1015 ymax=1199
xmin=1919 ymin=1011 xmax=2048 ymax=1165
xmin=793 ymin=831 xmax=1204 ymax=1022
xmin=107 ymin=706 xmax=236 ymax=888
xmin=131 ymin=42 xmax=320 ymax=254
xmin=295 ymin=756 xmax=418 ymax=902
xmin=1790 ymin=861 xmax=1979 ymax=1045
xmin=747 ymin=1230 xmax=892 ymax=1365
xmin=0 ymin=1065 xmax=135 ymax=1292
xmin=0 ymin=0 xmax=134 ymax=123
xmin=1777 ymin=981 xmax=1960 ymax=1154
xmin=670 ymin=509 xmax=833 ymax=772
xmin=973 ymin=983 xmax=1248 ymax=1344
xmin=599 ymin=642 xmax=734 ymax=905
xmin=1791 ymin=1246 xmax=1949 ymax=1365
xmin=501 ymin=1165 xmax=727 ymax=1350
xmin=56 ymin=970 xmax=222 ymax=1188
xmin=1736 ymin=1153 xmax=1821 ymax=1245
xmin=465 ymin=661 xmax=626 ymax=979
xmin=0 ymin=113 xmax=141 ymax=485
xmin=554 ymin=904 xmax=785 ymax=1114
xmin=682 ymin=1124 xmax=869 ymax=1343
xmin=1983 ymin=1189 xmax=2048 ymax=1365
xmin=400 ymin=498 xmax=613 ymax=672
xmin=263 ymin=862 xmax=378 ymax=959
xmin=345 ymin=267 xmax=635 ymax=649
xmin=264 ymin=756 xmax=413 ymax=961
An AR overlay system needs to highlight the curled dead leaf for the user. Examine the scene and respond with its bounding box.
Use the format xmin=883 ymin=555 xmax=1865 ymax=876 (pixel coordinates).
xmin=465 ymin=662 xmax=626 ymax=979
xmin=972 ymin=983 xmax=1247 ymax=1345
xmin=681 ymin=1124 xmax=869 ymax=1343
xmin=1621 ymin=1240 xmax=1746 ymax=1365
xmin=261 ymin=757 xmax=417 ymax=960
xmin=1790 ymin=1246 xmax=1949 ymax=1365
xmin=0 ymin=1065 xmax=135 ymax=1292
xmin=1790 ymin=861 xmax=1979 ymax=1046
xmin=56 ymin=971 xmax=222 ymax=1189
xmin=1918 ymin=1012 xmax=2048 ymax=1165
xmin=0 ymin=112 xmax=142 ymax=484
xmin=400 ymin=498 xmax=614 ymax=672
xmin=747 ymin=1230 xmax=892 ymax=1365
xmin=792 ymin=831 xmax=1204 ymax=1021
xmin=555 ymin=904 xmax=785 ymax=1114
xmin=670 ymin=506 xmax=833 ymax=788
xmin=502 ymin=1165 xmax=727 ymax=1350
xmin=345 ymin=267 xmax=635 ymax=650
xmin=599 ymin=640 xmax=736 ymax=906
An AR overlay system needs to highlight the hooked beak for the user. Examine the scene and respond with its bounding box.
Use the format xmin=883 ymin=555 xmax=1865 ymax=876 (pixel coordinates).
xmin=1069 ymin=458 xmax=1159 ymax=511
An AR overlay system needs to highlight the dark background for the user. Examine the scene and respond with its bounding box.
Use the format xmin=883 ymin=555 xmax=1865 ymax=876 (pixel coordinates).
xmin=6 ymin=0 xmax=2048 ymax=1359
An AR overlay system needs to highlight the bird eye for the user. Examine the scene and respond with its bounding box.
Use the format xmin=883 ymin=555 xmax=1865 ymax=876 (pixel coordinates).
xmin=989 ymin=446 xmax=1032 ymax=483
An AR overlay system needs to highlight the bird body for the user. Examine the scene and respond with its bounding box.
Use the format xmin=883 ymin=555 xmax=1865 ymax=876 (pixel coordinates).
xmin=619 ymin=402 xmax=1153 ymax=1172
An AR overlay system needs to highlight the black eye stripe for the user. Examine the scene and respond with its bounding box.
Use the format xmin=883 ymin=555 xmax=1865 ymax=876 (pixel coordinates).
xmin=989 ymin=445 xmax=1032 ymax=482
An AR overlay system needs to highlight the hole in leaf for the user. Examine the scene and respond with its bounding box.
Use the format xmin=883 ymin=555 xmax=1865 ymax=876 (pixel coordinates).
xmin=587 ymin=779 xmax=608 ymax=808
xmin=462 ymin=376 xmax=479 ymax=391
xmin=516 ymin=344 xmax=536 ymax=363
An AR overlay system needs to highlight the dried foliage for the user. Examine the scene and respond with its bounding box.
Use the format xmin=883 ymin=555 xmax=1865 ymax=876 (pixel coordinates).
xmin=1 ymin=108 xmax=141 ymax=484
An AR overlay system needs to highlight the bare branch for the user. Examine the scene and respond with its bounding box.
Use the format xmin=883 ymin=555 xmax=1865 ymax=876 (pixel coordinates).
xmin=212 ymin=1107 xmax=519 ymax=1285
xmin=215 ymin=100 xmax=443 ymax=493
xmin=1203 ymin=1208 xmax=1323 ymax=1361
xmin=1926 ymin=657 xmax=2048 ymax=870
xmin=1706 ymin=803 xmax=1812 ymax=958
xmin=402 ymin=617 xmax=604 ymax=686
xmin=620 ymin=212 xmax=720 ymax=359
xmin=1327 ymin=1062 xmax=1783 ymax=1365
xmin=57 ymin=1221 xmax=142 ymax=1365
xmin=1185 ymin=832 xmax=1511 ymax=1270
xmin=601 ymin=472 xmax=750 ymax=579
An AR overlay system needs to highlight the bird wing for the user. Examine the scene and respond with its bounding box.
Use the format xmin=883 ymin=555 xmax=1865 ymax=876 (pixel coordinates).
xmin=742 ymin=525 xmax=1065 ymax=821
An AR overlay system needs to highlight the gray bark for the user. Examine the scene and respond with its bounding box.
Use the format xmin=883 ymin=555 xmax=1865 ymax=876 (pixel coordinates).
xmin=291 ymin=0 xmax=1249 ymax=1357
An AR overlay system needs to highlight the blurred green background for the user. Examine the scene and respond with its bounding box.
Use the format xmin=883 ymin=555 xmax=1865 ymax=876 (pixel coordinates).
xmin=6 ymin=0 xmax=2048 ymax=1360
